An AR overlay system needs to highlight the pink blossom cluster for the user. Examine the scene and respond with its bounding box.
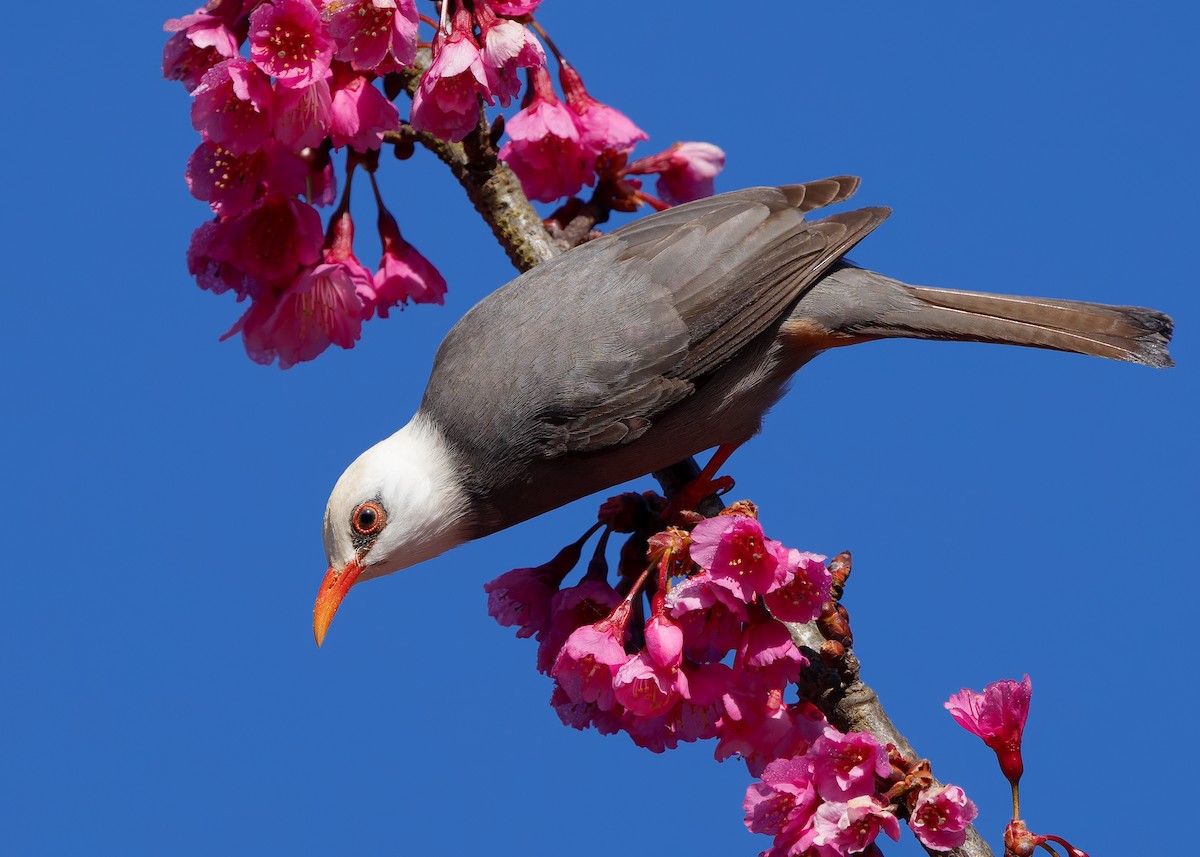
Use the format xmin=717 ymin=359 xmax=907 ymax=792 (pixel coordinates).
xmin=487 ymin=508 xmax=833 ymax=757
xmin=410 ymin=4 xmax=546 ymax=141
xmin=745 ymin=744 xmax=978 ymax=855
xmin=498 ymin=58 xmax=727 ymax=207
xmin=485 ymin=497 xmax=982 ymax=854
xmin=165 ymin=1 xmax=729 ymax=366
xmin=165 ymin=0 xmax=445 ymax=367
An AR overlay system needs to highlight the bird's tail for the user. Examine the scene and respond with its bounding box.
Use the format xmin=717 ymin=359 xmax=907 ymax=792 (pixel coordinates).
xmin=808 ymin=266 xmax=1174 ymax=368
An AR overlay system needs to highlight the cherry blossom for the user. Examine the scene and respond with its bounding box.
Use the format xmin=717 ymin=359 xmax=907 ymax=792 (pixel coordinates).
xmin=535 ymin=579 xmax=622 ymax=674
xmin=477 ymin=11 xmax=545 ymax=107
xmin=627 ymin=141 xmax=727 ymax=205
xmin=211 ymin=194 xmax=324 ymax=286
xmin=689 ymin=513 xmax=791 ymax=602
xmin=613 ymin=615 xmax=686 ymax=717
xmin=272 ymin=76 xmax=333 ymax=150
xmin=910 ymin=784 xmax=978 ymax=852
xmin=247 ymin=262 xmax=366 ymax=368
xmin=248 ymin=0 xmax=335 ymax=89
xmin=484 ymin=540 xmax=586 ymax=639
xmin=764 ymin=550 xmax=831 ymax=624
xmin=409 ymin=8 xmax=492 ymax=142
xmin=498 ymin=65 xmax=594 ymax=202
xmin=330 ymin=74 xmax=400 ymax=151
xmin=811 ymin=796 xmax=901 ymax=856
xmin=558 ymin=61 xmax=647 ymax=159
xmin=191 ymin=58 xmax=274 ymax=154
xmin=162 ymin=10 xmax=239 ymax=91
xmin=323 ymin=0 xmax=418 ymax=72
xmin=185 ymin=140 xmax=308 ymax=217
xmin=945 ymin=675 xmax=1031 ymax=784
xmin=808 ymin=728 xmax=891 ymax=801
xmin=369 ymin=209 xmax=447 ymax=317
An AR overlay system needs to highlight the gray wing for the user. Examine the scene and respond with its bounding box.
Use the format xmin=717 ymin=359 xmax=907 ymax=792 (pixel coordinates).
xmin=422 ymin=178 xmax=888 ymax=467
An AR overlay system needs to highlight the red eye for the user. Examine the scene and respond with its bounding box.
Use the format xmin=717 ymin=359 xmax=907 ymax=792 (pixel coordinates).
xmin=352 ymin=501 xmax=386 ymax=537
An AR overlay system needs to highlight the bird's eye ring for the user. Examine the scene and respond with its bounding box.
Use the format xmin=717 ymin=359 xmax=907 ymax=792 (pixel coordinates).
xmin=352 ymin=501 xmax=386 ymax=537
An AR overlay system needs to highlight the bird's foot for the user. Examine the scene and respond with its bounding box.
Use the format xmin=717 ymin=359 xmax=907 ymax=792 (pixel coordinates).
xmin=666 ymin=473 xmax=735 ymax=522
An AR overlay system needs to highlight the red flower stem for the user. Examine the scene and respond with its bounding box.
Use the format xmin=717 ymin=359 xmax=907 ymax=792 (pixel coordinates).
xmin=583 ymin=527 xmax=611 ymax=582
xmin=367 ymin=169 xmax=386 ymax=210
xmin=528 ymin=18 xmax=565 ymax=64
xmin=332 ymin=152 xmax=358 ymax=218
xmin=635 ymin=190 xmax=671 ymax=212
xmin=651 ymin=550 xmax=674 ymax=615
xmin=418 ymin=13 xmax=440 ymax=28
xmin=601 ymin=562 xmax=652 ymax=634
xmin=576 ymin=519 xmax=605 ymax=547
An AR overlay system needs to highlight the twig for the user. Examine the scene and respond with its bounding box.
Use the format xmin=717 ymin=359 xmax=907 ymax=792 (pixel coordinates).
xmin=393 ymin=51 xmax=993 ymax=857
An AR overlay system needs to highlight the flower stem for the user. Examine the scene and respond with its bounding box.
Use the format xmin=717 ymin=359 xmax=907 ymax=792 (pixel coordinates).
xmin=528 ymin=18 xmax=565 ymax=63
xmin=1011 ymin=781 xmax=1021 ymax=821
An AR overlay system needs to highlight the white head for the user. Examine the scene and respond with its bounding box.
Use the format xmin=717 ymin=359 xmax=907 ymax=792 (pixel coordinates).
xmin=313 ymin=414 xmax=472 ymax=645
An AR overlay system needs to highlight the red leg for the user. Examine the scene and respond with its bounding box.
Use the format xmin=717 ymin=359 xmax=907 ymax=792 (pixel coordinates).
xmin=666 ymin=443 xmax=741 ymax=520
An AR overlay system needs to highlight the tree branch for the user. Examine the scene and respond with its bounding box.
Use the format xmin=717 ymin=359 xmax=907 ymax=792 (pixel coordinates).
xmin=786 ymin=622 xmax=996 ymax=857
xmin=395 ymin=59 xmax=993 ymax=857
xmin=383 ymin=57 xmax=560 ymax=272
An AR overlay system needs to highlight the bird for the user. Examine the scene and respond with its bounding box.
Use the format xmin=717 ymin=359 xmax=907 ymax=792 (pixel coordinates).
xmin=314 ymin=176 xmax=1173 ymax=645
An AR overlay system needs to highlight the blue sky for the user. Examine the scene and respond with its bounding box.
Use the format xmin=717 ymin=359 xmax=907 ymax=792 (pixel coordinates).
xmin=4 ymin=2 xmax=1196 ymax=855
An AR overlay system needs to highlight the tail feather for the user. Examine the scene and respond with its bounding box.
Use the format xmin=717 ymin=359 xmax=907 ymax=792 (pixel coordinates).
xmin=806 ymin=267 xmax=1174 ymax=368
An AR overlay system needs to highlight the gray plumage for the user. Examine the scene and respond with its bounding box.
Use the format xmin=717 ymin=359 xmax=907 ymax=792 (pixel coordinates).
xmin=361 ymin=177 xmax=1171 ymax=553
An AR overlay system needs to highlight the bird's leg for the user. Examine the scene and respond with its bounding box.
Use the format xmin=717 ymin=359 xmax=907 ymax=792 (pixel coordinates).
xmin=666 ymin=443 xmax=740 ymax=521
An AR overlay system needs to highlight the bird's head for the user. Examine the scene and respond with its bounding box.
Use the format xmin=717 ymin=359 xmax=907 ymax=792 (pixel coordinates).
xmin=313 ymin=415 xmax=471 ymax=646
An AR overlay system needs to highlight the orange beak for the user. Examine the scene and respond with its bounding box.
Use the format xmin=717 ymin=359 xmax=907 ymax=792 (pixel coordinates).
xmin=313 ymin=558 xmax=363 ymax=647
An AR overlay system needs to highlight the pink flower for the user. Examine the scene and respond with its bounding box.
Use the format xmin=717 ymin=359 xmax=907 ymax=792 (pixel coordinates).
xmin=945 ymin=675 xmax=1031 ymax=784
xmin=812 ymin=797 xmax=901 ymax=857
xmin=735 ymin=617 xmax=807 ymax=692
xmin=321 ymin=208 xmax=377 ymax=304
xmin=717 ymin=690 xmax=824 ymax=776
xmin=558 ymin=61 xmax=648 ymax=158
xmin=627 ymin=141 xmax=726 ymax=205
xmin=272 ymin=76 xmax=333 ymax=150
xmin=248 ymin=0 xmax=335 ymax=89
xmin=498 ymin=65 xmax=595 ymax=202
xmin=688 ymin=513 xmax=791 ymax=602
xmin=744 ymin=756 xmax=820 ymax=843
xmin=476 ymin=11 xmax=545 ymax=107
xmin=211 ymin=194 xmax=324 ymax=286
xmin=483 ymin=540 xmax=585 ymax=639
xmin=550 ymin=684 xmax=624 ymax=736
xmin=409 ymin=8 xmax=492 ymax=142
xmin=666 ymin=571 xmax=746 ymax=663
xmin=163 ymin=10 xmax=239 ymax=91
xmin=330 ymin=75 xmax=400 ymax=151
xmin=323 ymin=0 xmax=418 ymax=72
xmin=613 ymin=659 xmax=730 ymax=752
xmin=808 ymin=728 xmax=891 ymax=801
xmin=612 ymin=615 xmax=686 ymax=717
xmin=536 ymin=579 xmax=622 ymax=674
xmin=230 ymin=262 xmax=366 ymax=368
xmin=485 ymin=0 xmax=543 ymax=13
xmin=304 ymin=152 xmax=339 ymax=206
xmin=187 ymin=219 xmax=260 ymax=298
xmin=369 ymin=209 xmax=447 ymax=317
xmin=191 ymin=58 xmax=274 ymax=154
xmin=185 ymin=140 xmax=308 ymax=217
xmin=910 ymin=784 xmax=978 ymax=852
xmin=552 ymin=616 xmax=632 ymax=712
xmin=765 ymin=550 xmax=831 ymax=624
